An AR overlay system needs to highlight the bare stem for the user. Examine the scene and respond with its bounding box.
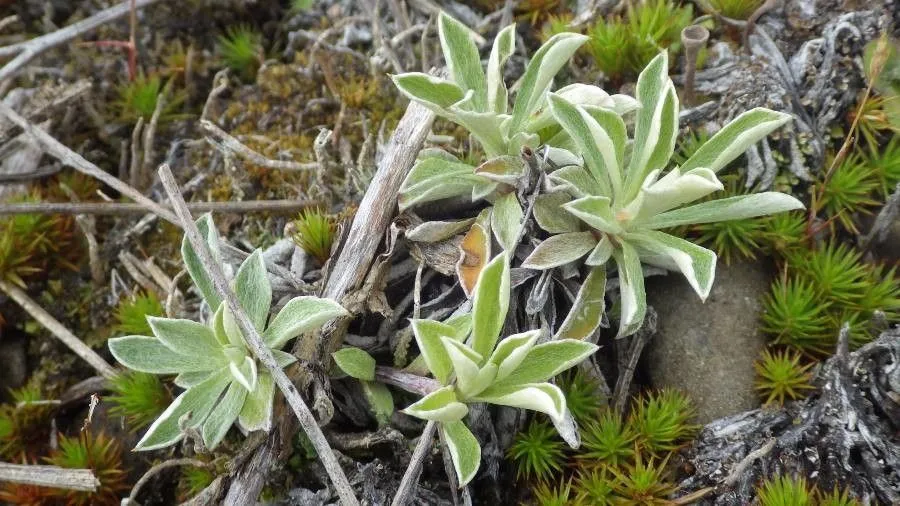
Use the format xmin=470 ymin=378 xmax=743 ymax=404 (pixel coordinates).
xmin=157 ymin=164 xmax=359 ymax=506
xmin=0 ymin=200 xmax=317 ymax=216
xmin=390 ymin=421 xmax=438 ymax=506
xmin=0 ymin=463 xmax=99 ymax=492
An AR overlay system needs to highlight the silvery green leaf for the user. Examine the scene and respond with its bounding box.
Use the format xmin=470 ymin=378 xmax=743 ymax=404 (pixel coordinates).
xmin=471 ymin=179 xmax=500 ymax=202
xmin=521 ymin=232 xmax=597 ymax=270
xmin=402 ymin=385 xmax=468 ymax=422
xmin=547 ymin=165 xmax=603 ymax=197
xmin=585 ymin=236 xmax=613 ymax=266
xmin=608 ymin=94 xmax=640 ymax=115
xmin=362 ymin=381 xmax=394 ymax=427
xmin=263 ymin=296 xmax=348 ymax=349
xmin=438 ymin=12 xmax=486 ymax=109
xmin=174 ymin=371 xmax=212 ymax=388
xmin=399 ymin=157 xmax=480 ymax=210
xmin=487 ymin=330 xmax=540 ymax=382
xmin=223 ymin=307 xmax=246 ymax=350
xmin=563 ymin=197 xmax=624 ymax=235
xmin=487 ymin=23 xmax=516 ymax=114
xmin=641 ymin=83 xmax=678 ymax=184
xmin=449 ymin=100 xmax=508 ymax=157
xmin=134 ymin=368 xmax=231 ymax=451
xmin=444 ymin=313 xmax=474 ymax=340
xmin=553 ymin=267 xmax=606 ymax=340
xmin=147 ymin=317 xmax=226 ymax=363
xmin=471 ymin=253 xmax=510 ymax=357
xmin=548 ymin=93 xmax=621 ymax=196
xmin=212 ymin=303 xmax=228 ymax=345
xmin=612 ymin=241 xmax=646 ymax=338
xmin=544 ymin=146 xmax=582 ymax=168
xmin=642 ymin=192 xmax=805 ymax=229
xmin=474 ymin=155 xmax=526 ymax=186
xmin=491 ymin=193 xmax=523 ymax=251
xmin=625 ymin=230 xmax=716 ymax=300
xmin=238 ymin=372 xmax=274 ymax=432
xmin=441 ymin=420 xmax=481 ymax=487
xmin=457 ymin=220 xmax=492 ymax=298
xmin=412 ymin=319 xmax=464 ymax=384
xmin=534 ymin=193 xmax=580 ymax=233
xmin=624 ymin=167 xmax=724 ymax=223
xmin=181 ymin=214 xmax=222 ymax=309
xmin=625 ymin=52 xmax=672 ymax=197
xmin=680 ymin=108 xmax=793 ymax=174
xmin=109 ymin=336 xmax=213 ymax=374
xmin=508 ymin=32 xmax=589 ymax=134
xmin=490 ymin=339 xmax=598 ymax=387
xmin=201 ymin=380 xmax=247 ymax=450
xmin=272 ymin=349 xmax=298 ymax=368
xmin=474 ymin=382 xmax=567 ymax=423
xmin=442 ymin=337 xmax=496 ymax=398
xmin=507 ymin=131 xmax=541 ymax=155
xmin=529 ymin=84 xmax=613 ymax=132
xmin=551 ymin=408 xmax=581 ymax=449
xmin=406 ymin=218 xmax=476 ymax=243
xmin=391 ymin=73 xmax=467 ymax=114
xmin=229 ymin=355 xmax=258 ymax=392
xmin=332 ymin=347 xmax=376 ymax=381
xmin=233 ymin=249 xmax=272 ymax=331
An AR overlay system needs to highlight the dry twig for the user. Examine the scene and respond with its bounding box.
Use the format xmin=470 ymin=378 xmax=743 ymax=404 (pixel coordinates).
xmin=157 ymin=164 xmax=360 ymax=506
xmin=0 ymin=463 xmax=99 ymax=492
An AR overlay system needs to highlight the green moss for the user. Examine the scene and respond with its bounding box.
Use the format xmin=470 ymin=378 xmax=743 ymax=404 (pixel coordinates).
xmin=533 ymin=480 xmax=574 ymax=506
xmin=0 ymin=385 xmax=55 ymax=460
xmin=113 ymin=74 xmax=187 ymax=125
xmin=706 ymin=0 xmax=765 ymax=19
xmin=761 ymin=277 xmax=834 ymax=354
xmin=217 ymin=26 xmax=263 ymax=81
xmin=609 ymin=453 xmax=675 ymax=505
xmin=558 ymin=370 xmax=605 ymax=424
xmin=817 ymin=486 xmax=861 ymax=506
xmin=757 ymin=475 xmax=812 ymax=506
xmin=508 ymin=420 xmax=567 ymax=481
xmin=587 ymin=0 xmax=692 ymax=82
xmin=107 ymin=371 xmax=171 ymax=432
xmin=573 ymin=468 xmax=616 ymax=505
xmin=629 ymin=389 xmax=697 ymax=454
xmin=578 ymin=410 xmax=636 ymax=467
xmin=817 ymin=152 xmax=880 ymax=234
xmin=177 ymin=465 xmax=216 ymax=502
xmin=754 ymin=348 xmax=815 ymax=405
xmin=291 ymin=209 xmax=336 ymax=265
xmin=44 ymin=432 xmax=128 ymax=506
xmin=867 ymin=137 xmax=900 ymax=197
xmin=113 ymin=291 xmax=164 ymax=335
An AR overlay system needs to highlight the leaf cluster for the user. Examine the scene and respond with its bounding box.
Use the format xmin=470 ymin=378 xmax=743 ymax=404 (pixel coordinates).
xmin=291 ymin=208 xmax=336 ymax=265
xmin=113 ymin=73 xmax=188 ymax=125
xmin=107 ymin=370 xmax=172 ymax=432
xmin=108 ymin=214 xmax=348 ymax=451
xmin=44 ymin=432 xmax=128 ymax=506
xmin=754 ymin=349 xmax=815 ymax=405
xmin=757 ymin=475 xmax=861 ymax=506
xmin=0 ymin=385 xmax=55 ymax=460
xmin=217 ymin=25 xmax=263 ymax=81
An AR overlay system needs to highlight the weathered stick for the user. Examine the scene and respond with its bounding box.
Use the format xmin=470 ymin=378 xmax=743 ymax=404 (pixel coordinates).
xmin=0 ymin=200 xmax=318 ymax=216
xmin=0 ymin=103 xmax=179 ymax=224
xmin=124 ymin=458 xmax=208 ymax=505
xmin=0 ymin=0 xmax=166 ymax=83
xmin=157 ymin=164 xmax=360 ymax=506
xmin=0 ymin=463 xmax=99 ymax=492
xmin=0 ymin=279 xmax=117 ymax=379
xmin=390 ymin=421 xmax=437 ymax=506
xmin=201 ymin=120 xmax=319 ymax=171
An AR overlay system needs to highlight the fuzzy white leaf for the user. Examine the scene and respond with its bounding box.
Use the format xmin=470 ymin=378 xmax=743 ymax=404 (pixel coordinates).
xmin=406 ymin=218 xmax=476 ymax=243
xmin=232 ymin=249 xmax=272 ymax=331
xmin=625 ymin=52 xmax=674 ymax=198
xmin=229 ymin=355 xmax=258 ymax=393
xmin=612 ymin=242 xmax=646 ymax=338
xmin=563 ymin=196 xmax=624 ymax=235
xmin=438 ymin=12 xmax=486 ymax=109
xmin=681 ymin=108 xmax=793 ymax=174
xmin=553 ymin=267 xmax=607 ymax=340
xmin=412 ymin=319 xmax=464 ymax=384
xmin=399 ymin=157 xmax=480 ymax=210
xmin=487 ymin=330 xmax=541 ymax=382
xmin=181 ymin=214 xmax=222 ymax=309
xmin=362 ymin=381 xmax=394 ymax=427
xmin=263 ymin=296 xmax=348 ymax=349
xmin=391 ymin=72 xmax=467 ymax=114
xmin=642 ymin=192 xmax=805 ymax=229
xmin=626 ymin=230 xmax=717 ymax=300
xmin=491 ymin=339 xmax=598 ymax=387
xmin=441 ymin=420 xmax=482 ymax=487
xmin=624 ymin=167 xmax=724 ymax=223
xmin=173 ymin=371 xmax=212 ymax=388
xmin=528 ymin=84 xmax=613 ymax=132
xmin=491 ymin=192 xmax=523 ymax=251
xmin=134 ymin=368 xmax=231 ymax=451
xmin=471 ymin=254 xmax=510 ymax=358
xmin=487 ymin=24 xmax=516 ymax=113
xmin=238 ymin=372 xmax=275 ymax=432
xmin=534 ymin=193 xmax=581 ymax=233
xmin=508 ymin=32 xmax=589 ymax=133
xmin=547 ymin=165 xmax=604 ymax=197
xmin=147 ymin=317 xmax=225 ymax=363
xmin=109 ymin=336 xmax=213 ymax=374
xmin=272 ymin=349 xmax=299 ymax=368
xmin=521 ymin=232 xmax=597 ymax=270
xmin=442 ymin=337 xmax=495 ymax=398
xmin=201 ymin=380 xmax=247 ymax=450
xmin=585 ymin=236 xmax=613 ymax=266
xmin=474 ymin=382 xmax=568 ymax=423
xmin=449 ymin=99 xmax=509 ymax=157
xmin=332 ymin=347 xmax=376 ymax=381
xmin=402 ymin=386 xmax=469 ymax=422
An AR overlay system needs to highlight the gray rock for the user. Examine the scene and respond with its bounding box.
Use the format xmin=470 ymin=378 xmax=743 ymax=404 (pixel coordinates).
xmin=644 ymin=261 xmax=772 ymax=424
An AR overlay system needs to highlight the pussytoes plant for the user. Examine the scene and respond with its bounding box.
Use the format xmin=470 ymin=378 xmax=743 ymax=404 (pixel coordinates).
xmin=108 ymin=214 xmax=347 ymax=451
xmin=521 ymin=51 xmax=804 ymax=337
xmin=333 ymin=254 xmax=597 ymax=486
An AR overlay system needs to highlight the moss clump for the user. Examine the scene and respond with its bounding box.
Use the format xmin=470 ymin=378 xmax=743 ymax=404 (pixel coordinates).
xmin=508 ymin=420 xmax=567 ymax=482
xmin=0 ymin=385 xmax=55 ymax=460
xmin=217 ymin=26 xmax=263 ymax=81
xmin=113 ymin=291 xmax=164 ymax=335
xmin=44 ymin=432 xmax=128 ymax=506
xmin=107 ymin=371 xmax=171 ymax=432
xmin=754 ymin=348 xmax=815 ymax=405
xmin=290 ymin=209 xmax=336 ymax=265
